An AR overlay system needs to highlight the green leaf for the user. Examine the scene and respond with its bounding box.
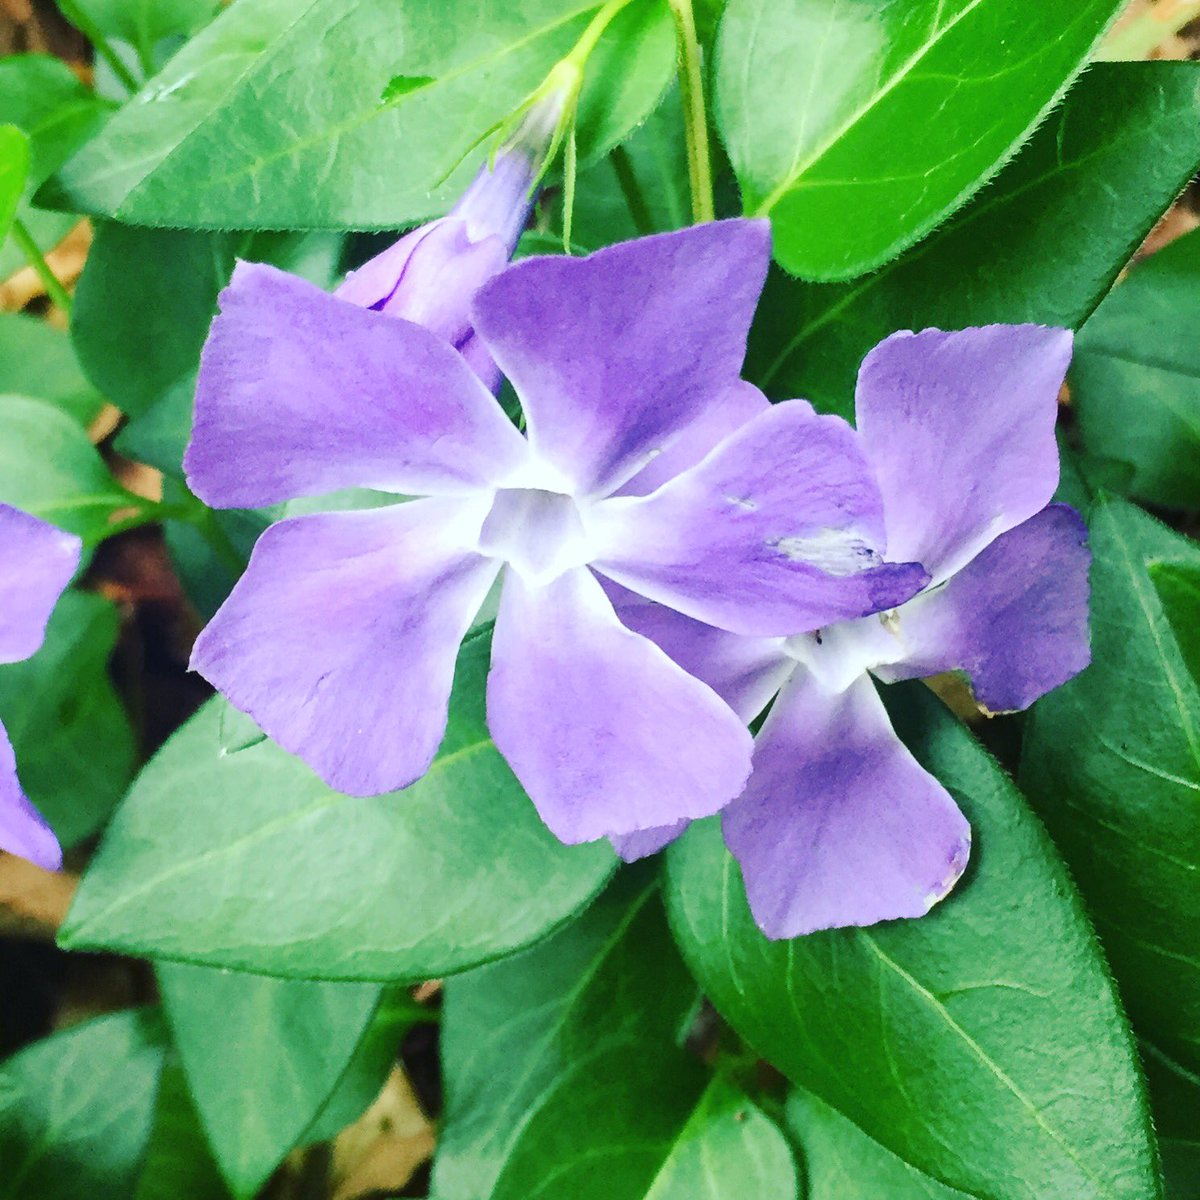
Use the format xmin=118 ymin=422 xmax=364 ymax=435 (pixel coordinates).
xmin=785 ymin=1088 xmax=970 ymax=1199
xmin=0 ymin=590 xmax=136 ymax=847
xmin=1073 ymin=227 xmax=1200 ymax=509
xmin=42 ymin=0 xmax=674 ymax=228
xmin=1022 ymin=497 xmax=1200 ymax=1074
xmin=565 ymin=84 xmax=689 ymax=246
xmin=0 ymin=314 xmax=104 ymax=425
xmin=747 ymin=62 xmax=1200 ymax=419
xmin=72 ymin=225 xmax=231 ymax=420
xmin=1143 ymin=1045 xmax=1200 ymax=1200
xmin=74 ymin=224 xmax=344 ymax=440
xmin=65 ymin=0 xmax=221 ymax=63
xmin=61 ymin=631 xmax=615 ymax=979
xmin=0 ymin=55 xmax=110 ymax=277
xmin=666 ymin=684 xmax=1158 ymax=1200
xmin=1151 ymin=561 xmax=1200 ymax=683
xmin=0 ymin=393 xmax=143 ymax=545
xmin=0 ymin=124 xmax=28 ymax=243
xmin=302 ymin=986 xmax=429 ymax=1145
xmin=636 ymin=1077 xmax=797 ymax=1200
xmin=0 ymin=1009 xmax=167 ymax=1200
xmin=157 ymin=962 xmax=382 ymax=1197
xmin=437 ymin=869 xmax=793 ymax=1200
xmin=716 ymin=0 xmax=1122 ymax=279
xmin=134 ymin=1059 xmax=230 ymax=1200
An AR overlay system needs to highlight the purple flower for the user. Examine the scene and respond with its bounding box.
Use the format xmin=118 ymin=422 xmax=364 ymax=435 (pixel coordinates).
xmin=0 ymin=504 xmax=81 ymax=870
xmin=616 ymin=325 xmax=1090 ymax=938
xmin=184 ymin=220 xmax=928 ymax=844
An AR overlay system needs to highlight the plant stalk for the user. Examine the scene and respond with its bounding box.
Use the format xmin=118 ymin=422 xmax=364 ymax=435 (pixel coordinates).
xmin=667 ymin=0 xmax=715 ymax=223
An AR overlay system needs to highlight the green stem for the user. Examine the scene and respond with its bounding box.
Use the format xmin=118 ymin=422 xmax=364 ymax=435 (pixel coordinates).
xmin=10 ymin=218 xmax=73 ymax=314
xmin=186 ymin=504 xmax=246 ymax=576
xmin=611 ymin=144 xmax=654 ymax=235
xmin=667 ymin=0 xmax=715 ymax=223
xmin=1098 ymin=0 xmax=1200 ymax=60
xmin=56 ymin=0 xmax=142 ymax=94
xmin=566 ymin=0 xmax=640 ymax=68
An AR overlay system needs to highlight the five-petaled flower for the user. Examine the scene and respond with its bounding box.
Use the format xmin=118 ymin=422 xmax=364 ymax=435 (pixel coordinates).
xmin=0 ymin=504 xmax=80 ymax=870
xmin=185 ymin=219 xmax=929 ymax=844
xmin=615 ymin=325 xmax=1091 ymax=938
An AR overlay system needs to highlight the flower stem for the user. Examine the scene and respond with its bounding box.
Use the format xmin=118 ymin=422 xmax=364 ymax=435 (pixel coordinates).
xmin=667 ymin=0 xmax=715 ymax=223
xmin=566 ymin=0 xmax=640 ymax=68
xmin=10 ymin=218 xmax=73 ymax=314
xmin=182 ymin=500 xmax=247 ymax=576
xmin=56 ymin=0 xmax=142 ymax=95
xmin=611 ymin=144 xmax=654 ymax=235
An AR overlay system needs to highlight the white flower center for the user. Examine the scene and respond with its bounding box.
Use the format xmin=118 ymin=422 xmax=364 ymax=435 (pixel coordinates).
xmin=476 ymin=487 xmax=595 ymax=584
xmin=783 ymin=609 xmax=907 ymax=694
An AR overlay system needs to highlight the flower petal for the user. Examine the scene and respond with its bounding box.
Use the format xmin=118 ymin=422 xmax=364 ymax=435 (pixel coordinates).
xmin=856 ymin=325 xmax=1072 ymax=581
xmin=618 ymin=380 xmax=771 ymax=497
xmin=471 ymin=219 xmax=771 ymax=496
xmin=592 ymin=400 xmax=928 ymax=636
xmin=186 ymin=262 xmax=528 ymax=509
xmin=487 ymin=567 xmax=754 ymax=844
xmin=0 ymin=719 xmax=60 ymax=870
xmin=610 ymin=583 xmax=789 ymax=722
xmin=874 ymin=504 xmax=1091 ymax=712
xmin=609 ymin=822 xmax=687 ymax=863
xmin=722 ymin=672 xmax=971 ymax=938
xmin=0 ymin=503 xmax=80 ymax=665
xmin=192 ymin=500 xmax=500 ymax=796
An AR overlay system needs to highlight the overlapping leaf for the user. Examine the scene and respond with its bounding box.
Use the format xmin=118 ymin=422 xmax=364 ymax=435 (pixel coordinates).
xmin=435 ymin=868 xmax=795 ymax=1200
xmin=1073 ymin=227 xmax=1200 ymax=509
xmin=745 ymin=63 xmax=1200 ymax=419
xmin=1022 ymin=498 xmax=1200 ymax=1074
xmin=61 ymin=632 xmax=615 ymax=979
xmin=716 ymin=0 xmax=1122 ymax=278
xmin=666 ymin=684 xmax=1157 ymax=1200
xmin=42 ymin=0 xmax=674 ymax=228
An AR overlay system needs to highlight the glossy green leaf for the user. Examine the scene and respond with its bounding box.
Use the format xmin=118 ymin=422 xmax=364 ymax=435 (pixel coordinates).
xmin=437 ymin=869 xmax=793 ymax=1200
xmin=43 ymin=0 xmax=673 ymax=228
xmin=61 ymin=632 xmax=615 ymax=979
xmin=0 ymin=125 xmax=28 ymax=243
xmin=0 ymin=393 xmax=143 ymax=544
xmin=157 ymin=962 xmax=381 ymax=1197
xmin=785 ymin=1088 xmax=970 ymax=1199
xmin=0 ymin=590 xmax=135 ymax=847
xmin=746 ymin=63 xmax=1200 ymax=419
xmin=1022 ymin=497 xmax=1200 ymax=1073
xmin=1073 ymin=227 xmax=1200 ymax=508
xmin=302 ymin=986 xmax=428 ymax=1145
xmin=134 ymin=1059 xmax=230 ymax=1200
xmin=0 ymin=55 xmax=110 ymax=276
xmin=666 ymin=685 xmax=1158 ymax=1200
xmin=0 ymin=1009 xmax=166 ymax=1200
xmin=0 ymin=314 xmax=104 ymax=425
xmin=716 ymin=0 xmax=1122 ymax=279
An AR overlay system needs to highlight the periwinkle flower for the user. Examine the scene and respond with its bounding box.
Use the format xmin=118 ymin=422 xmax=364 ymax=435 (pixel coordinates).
xmin=616 ymin=325 xmax=1090 ymax=938
xmin=0 ymin=503 xmax=81 ymax=869
xmin=184 ymin=219 xmax=929 ymax=844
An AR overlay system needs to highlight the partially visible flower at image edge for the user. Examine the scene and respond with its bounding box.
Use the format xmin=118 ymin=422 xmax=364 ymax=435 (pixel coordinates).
xmin=616 ymin=325 xmax=1091 ymax=939
xmin=0 ymin=503 xmax=81 ymax=870
xmin=184 ymin=218 xmax=931 ymax=845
